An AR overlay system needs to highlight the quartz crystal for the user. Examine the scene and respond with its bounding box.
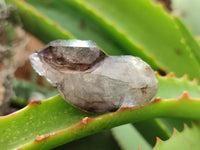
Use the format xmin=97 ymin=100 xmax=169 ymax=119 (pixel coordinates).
xmin=30 ymin=39 xmax=158 ymax=113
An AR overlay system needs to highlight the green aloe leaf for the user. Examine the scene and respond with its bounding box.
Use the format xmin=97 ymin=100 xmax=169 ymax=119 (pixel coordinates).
xmin=133 ymin=119 xmax=171 ymax=146
xmin=76 ymin=0 xmax=200 ymax=78
xmin=1 ymin=74 xmax=200 ymax=150
xmin=6 ymin=0 xmax=200 ymax=79
xmin=153 ymin=122 xmax=200 ymax=150
xmin=134 ymin=73 xmax=199 ymax=146
xmin=155 ymin=73 xmax=200 ymax=99
xmin=111 ymin=124 xmax=152 ymax=150
xmin=56 ymin=130 xmax=120 ymax=150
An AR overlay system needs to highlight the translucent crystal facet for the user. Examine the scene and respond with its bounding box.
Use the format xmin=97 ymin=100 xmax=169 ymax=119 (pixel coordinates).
xmin=30 ymin=39 xmax=158 ymax=113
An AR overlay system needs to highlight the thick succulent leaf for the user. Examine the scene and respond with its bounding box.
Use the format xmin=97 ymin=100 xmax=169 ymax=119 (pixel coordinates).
xmin=6 ymin=0 xmax=128 ymax=56
xmin=56 ymin=130 xmax=120 ymax=150
xmin=152 ymin=73 xmax=200 ymax=142
xmin=153 ymin=122 xmax=200 ymax=150
xmin=5 ymin=0 xmax=74 ymax=43
xmin=134 ymin=116 xmax=192 ymax=146
xmin=1 ymin=92 xmax=200 ymax=150
xmin=156 ymin=73 xmax=200 ymax=99
xmin=174 ymin=18 xmax=200 ymax=67
xmin=77 ymin=0 xmax=200 ymax=78
xmin=111 ymin=124 xmax=152 ymax=150
xmin=134 ymin=73 xmax=200 ymax=146
xmin=1 ymin=75 xmax=200 ymax=150
xmin=133 ymin=119 xmax=171 ymax=146
xmin=6 ymin=0 xmax=200 ymax=79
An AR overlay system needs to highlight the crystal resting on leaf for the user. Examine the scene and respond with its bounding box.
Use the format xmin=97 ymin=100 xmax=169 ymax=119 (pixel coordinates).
xmin=29 ymin=39 xmax=158 ymax=113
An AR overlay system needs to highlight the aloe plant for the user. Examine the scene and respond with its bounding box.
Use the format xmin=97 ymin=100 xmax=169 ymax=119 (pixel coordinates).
xmin=2 ymin=0 xmax=200 ymax=149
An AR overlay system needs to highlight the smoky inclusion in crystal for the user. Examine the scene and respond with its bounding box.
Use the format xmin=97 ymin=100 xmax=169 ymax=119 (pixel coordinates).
xmin=30 ymin=39 xmax=158 ymax=113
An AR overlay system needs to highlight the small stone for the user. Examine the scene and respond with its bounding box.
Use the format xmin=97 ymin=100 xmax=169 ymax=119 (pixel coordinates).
xmin=30 ymin=39 xmax=158 ymax=113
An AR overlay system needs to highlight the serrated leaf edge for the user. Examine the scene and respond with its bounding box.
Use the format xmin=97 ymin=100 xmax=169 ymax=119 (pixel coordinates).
xmin=153 ymin=123 xmax=195 ymax=149
xmin=14 ymin=91 xmax=200 ymax=149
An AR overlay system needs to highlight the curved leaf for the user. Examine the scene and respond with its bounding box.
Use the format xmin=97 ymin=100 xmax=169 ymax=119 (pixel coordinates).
xmin=154 ymin=122 xmax=200 ymax=150
xmin=111 ymin=124 xmax=152 ymax=150
xmin=2 ymin=93 xmax=200 ymax=150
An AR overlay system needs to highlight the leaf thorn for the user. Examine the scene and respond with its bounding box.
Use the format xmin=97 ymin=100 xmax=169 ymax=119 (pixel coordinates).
xmin=81 ymin=117 xmax=93 ymax=125
xmin=167 ymin=72 xmax=174 ymax=77
xmin=182 ymin=74 xmax=188 ymax=80
xmin=152 ymin=97 xmax=163 ymax=103
xmin=28 ymin=100 xmax=41 ymax=106
xmin=192 ymin=78 xmax=198 ymax=84
xmin=155 ymin=137 xmax=162 ymax=146
xmin=180 ymin=91 xmax=190 ymax=99
xmin=172 ymin=128 xmax=178 ymax=135
xmin=34 ymin=134 xmax=50 ymax=142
